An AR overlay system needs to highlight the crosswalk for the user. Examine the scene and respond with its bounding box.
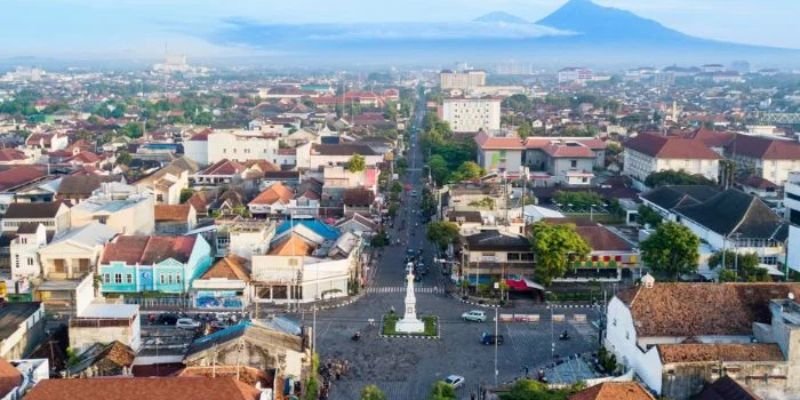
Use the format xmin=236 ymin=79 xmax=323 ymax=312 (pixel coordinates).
xmin=365 ymin=286 xmax=444 ymax=294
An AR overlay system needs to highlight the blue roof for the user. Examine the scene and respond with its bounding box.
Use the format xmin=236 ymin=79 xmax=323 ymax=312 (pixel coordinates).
xmin=275 ymin=218 xmax=340 ymax=241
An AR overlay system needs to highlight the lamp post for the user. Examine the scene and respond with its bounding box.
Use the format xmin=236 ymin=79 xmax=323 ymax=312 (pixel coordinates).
xmin=590 ymin=204 xmax=597 ymax=221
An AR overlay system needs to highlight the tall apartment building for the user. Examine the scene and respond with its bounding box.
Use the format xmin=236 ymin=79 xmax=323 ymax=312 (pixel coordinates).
xmin=439 ymin=70 xmax=486 ymax=90
xmin=786 ymin=172 xmax=800 ymax=273
xmin=442 ymin=97 xmax=501 ymax=133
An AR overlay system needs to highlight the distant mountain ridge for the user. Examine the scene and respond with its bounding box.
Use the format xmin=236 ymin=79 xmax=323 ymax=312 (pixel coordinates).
xmin=473 ymin=11 xmax=530 ymax=24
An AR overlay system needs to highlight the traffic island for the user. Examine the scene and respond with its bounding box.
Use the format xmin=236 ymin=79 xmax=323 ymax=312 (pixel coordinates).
xmin=380 ymin=313 xmax=440 ymax=339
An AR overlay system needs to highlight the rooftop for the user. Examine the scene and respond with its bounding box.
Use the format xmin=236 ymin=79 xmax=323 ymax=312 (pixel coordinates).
xmin=0 ymin=302 xmax=41 ymax=340
xmin=101 ymin=235 xmax=198 ymax=265
xmin=625 ymin=133 xmax=720 ymax=160
xmin=568 ymin=382 xmax=655 ymax=400
xmin=23 ymin=377 xmax=261 ymax=400
xmin=658 ymin=343 xmax=784 ymax=364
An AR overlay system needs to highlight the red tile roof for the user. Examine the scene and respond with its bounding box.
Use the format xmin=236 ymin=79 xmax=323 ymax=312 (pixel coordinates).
xmin=658 ymin=343 xmax=784 ymax=364
xmin=685 ymin=127 xmax=735 ymax=148
xmin=725 ymin=134 xmax=800 ymax=160
xmin=199 ymin=159 xmax=246 ymax=176
xmin=0 ymin=358 xmax=22 ymax=399
xmin=542 ymin=143 xmax=595 ymax=158
xmin=474 ymin=131 xmax=525 ymax=150
xmin=0 ymin=148 xmax=27 ymax=162
xmin=200 ymin=255 xmax=250 ymax=281
xmin=0 ymin=165 xmax=46 ymax=191
xmin=24 ymin=377 xmax=261 ymax=400
xmin=101 ymin=235 xmax=198 ymax=265
xmin=569 ymin=382 xmax=655 ymax=400
xmin=625 ymin=133 xmax=721 ymax=159
xmin=154 ymin=204 xmax=193 ymax=222
xmin=249 ymin=182 xmax=294 ymax=206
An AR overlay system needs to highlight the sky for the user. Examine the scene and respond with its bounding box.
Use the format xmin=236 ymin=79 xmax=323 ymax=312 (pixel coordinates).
xmin=0 ymin=0 xmax=797 ymax=59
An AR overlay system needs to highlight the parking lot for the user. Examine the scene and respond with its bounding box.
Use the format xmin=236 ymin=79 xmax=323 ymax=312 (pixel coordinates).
xmin=307 ymin=293 xmax=599 ymax=400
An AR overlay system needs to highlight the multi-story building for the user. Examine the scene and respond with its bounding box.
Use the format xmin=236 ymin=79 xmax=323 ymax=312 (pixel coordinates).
xmin=439 ymin=70 xmax=486 ymax=90
xmin=8 ymin=223 xmax=48 ymax=292
xmin=623 ymin=133 xmax=721 ymax=185
xmin=557 ymin=67 xmax=593 ymax=85
xmin=724 ymin=134 xmax=800 ymax=186
xmin=442 ymin=97 xmax=501 ymax=133
xmin=69 ymin=183 xmax=155 ymax=235
xmin=206 ymin=130 xmax=280 ymax=165
xmin=785 ymin=172 xmax=800 ymax=273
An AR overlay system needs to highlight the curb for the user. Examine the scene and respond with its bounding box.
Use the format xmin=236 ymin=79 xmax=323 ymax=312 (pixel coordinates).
xmin=545 ymin=303 xmax=599 ymax=309
xmin=379 ymin=316 xmax=441 ymax=340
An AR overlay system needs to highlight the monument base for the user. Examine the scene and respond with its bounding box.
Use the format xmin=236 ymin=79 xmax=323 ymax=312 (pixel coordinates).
xmin=395 ymin=317 xmax=425 ymax=334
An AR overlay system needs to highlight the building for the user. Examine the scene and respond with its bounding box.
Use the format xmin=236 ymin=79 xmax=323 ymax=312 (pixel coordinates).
xmin=154 ymin=204 xmax=196 ymax=235
xmin=206 ymin=130 xmax=280 ymax=165
xmin=623 ymin=133 xmax=721 ymax=184
xmin=69 ymin=183 xmax=155 ymax=235
xmin=8 ymin=223 xmax=48 ymax=293
xmin=442 ymin=97 xmax=501 ymax=133
xmin=248 ymin=182 xmax=294 ymax=217
xmin=0 ymin=302 xmax=45 ymax=360
xmin=564 ymin=223 xmax=640 ymax=282
xmin=1 ymin=202 xmax=70 ymax=234
xmin=568 ymin=382 xmax=655 ymax=400
xmin=0 ymin=357 xmax=48 ymax=400
xmin=214 ymin=218 xmax=276 ymax=258
xmin=605 ymin=280 xmax=800 ymax=399
xmin=55 ymin=175 xmax=118 ymax=204
xmin=134 ymin=157 xmax=199 ymax=204
xmin=23 ymin=377 xmax=265 ymax=400
xmin=191 ymin=255 xmax=251 ymax=310
xmin=304 ymin=143 xmax=383 ymax=170
xmin=460 ymin=230 xmax=535 ymax=288
xmin=183 ymin=130 xmax=210 ymax=166
xmin=558 ymin=67 xmax=593 ymax=85
xmin=785 ymin=172 xmax=800 ymax=274
xmin=439 ymin=70 xmax=486 ymax=90
xmin=724 ymin=134 xmax=800 ymax=186
xmin=37 ymin=222 xmax=118 ymax=281
xmin=98 ymin=235 xmax=212 ymax=295
xmin=68 ymin=304 xmax=141 ymax=354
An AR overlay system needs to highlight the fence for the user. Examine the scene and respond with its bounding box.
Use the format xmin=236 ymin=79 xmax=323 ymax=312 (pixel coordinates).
xmin=124 ymin=296 xmax=191 ymax=310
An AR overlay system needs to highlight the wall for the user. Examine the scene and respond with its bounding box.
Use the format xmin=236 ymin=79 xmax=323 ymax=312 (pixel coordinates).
xmin=605 ymin=297 xmax=664 ymax=394
xmin=442 ymin=98 xmax=501 ymax=132
xmin=184 ymin=139 xmax=209 ymax=166
xmin=661 ymin=361 xmax=788 ymax=400
xmin=207 ymin=131 xmax=279 ymax=164
xmin=655 ymin=158 xmax=719 ymax=182
xmin=0 ymin=305 xmax=45 ymax=360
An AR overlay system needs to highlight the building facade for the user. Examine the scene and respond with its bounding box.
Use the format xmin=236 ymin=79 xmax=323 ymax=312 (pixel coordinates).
xmin=442 ymin=97 xmax=501 ymax=133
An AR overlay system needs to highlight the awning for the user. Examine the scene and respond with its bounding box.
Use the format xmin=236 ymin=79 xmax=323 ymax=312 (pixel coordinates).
xmin=505 ymin=279 xmax=530 ymax=291
xmin=523 ymin=278 xmax=546 ymax=291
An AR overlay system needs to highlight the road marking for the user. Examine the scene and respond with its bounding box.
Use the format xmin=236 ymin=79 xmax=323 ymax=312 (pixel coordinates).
xmin=365 ymin=286 xmax=443 ymax=294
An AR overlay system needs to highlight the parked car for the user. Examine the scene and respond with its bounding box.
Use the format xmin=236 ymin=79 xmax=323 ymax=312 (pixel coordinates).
xmin=462 ymin=310 xmax=487 ymax=322
xmin=481 ymin=332 xmax=504 ymax=345
xmin=176 ymin=318 xmax=201 ymax=330
xmin=444 ymin=375 xmax=465 ymax=389
xmin=411 ymin=190 xmax=418 ymax=197
xmin=156 ymin=313 xmax=178 ymax=325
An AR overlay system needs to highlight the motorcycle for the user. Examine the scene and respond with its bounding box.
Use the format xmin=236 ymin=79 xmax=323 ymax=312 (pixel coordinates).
xmin=351 ymin=332 xmax=361 ymax=342
xmin=559 ymin=330 xmax=570 ymax=341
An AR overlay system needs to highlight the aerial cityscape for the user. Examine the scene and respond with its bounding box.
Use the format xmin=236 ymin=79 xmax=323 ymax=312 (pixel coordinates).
xmin=2 ymin=1 xmax=800 ymax=399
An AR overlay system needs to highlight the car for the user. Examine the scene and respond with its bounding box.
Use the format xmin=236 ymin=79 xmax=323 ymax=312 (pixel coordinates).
xmin=443 ymin=375 xmax=465 ymax=389
xmin=175 ymin=318 xmax=201 ymax=330
xmin=462 ymin=310 xmax=487 ymax=322
xmin=410 ymin=190 xmax=418 ymax=197
xmin=481 ymin=332 xmax=505 ymax=345
xmin=155 ymin=313 xmax=178 ymax=325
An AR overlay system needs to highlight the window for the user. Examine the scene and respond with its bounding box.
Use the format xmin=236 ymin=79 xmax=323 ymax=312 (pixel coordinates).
xmin=114 ymin=273 xmax=122 ymax=284
xmin=27 ymin=257 xmax=34 ymax=266
xmin=626 ymin=331 xmax=630 ymax=340
xmin=126 ymin=274 xmax=133 ymax=284
xmin=168 ymin=274 xmax=174 ymax=284
xmin=160 ymin=274 xmax=167 ymax=284
xmin=791 ymin=209 xmax=800 ymax=226
xmin=508 ymin=253 xmax=521 ymax=261
xmin=787 ymin=192 xmax=800 ymax=202
xmin=176 ymin=274 xmax=182 ymax=284
xmin=20 ymin=237 xmax=27 ymax=244
xmin=103 ymin=274 xmax=110 ymax=283
xmin=613 ymin=318 xmax=617 ymax=326
xmin=571 ymin=160 xmax=577 ymax=168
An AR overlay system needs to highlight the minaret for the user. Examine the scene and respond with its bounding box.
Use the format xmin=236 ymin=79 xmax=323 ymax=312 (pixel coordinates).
xmin=395 ymin=270 xmax=425 ymax=333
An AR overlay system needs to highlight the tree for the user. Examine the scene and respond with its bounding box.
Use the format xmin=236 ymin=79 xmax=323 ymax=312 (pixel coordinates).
xmin=347 ymin=154 xmax=366 ymax=173
xmin=121 ymin=122 xmax=143 ymax=139
xmin=502 ymin=94 xmax=532 ymax=113
xmin=429 ymin=381 xmax=456 ymax=400
xmin=517 ymin=120 xmax=532 ymax=139
xmin=637 ymin=205 xmax=663 ymax=228
xmin=528 ymin=222 xmax=591 ymax=286
xmin=640 ymin=222 xmax=700 ymax=280
xmin=453 ymin=161 xmax=483 ymax=181
xmin=116 ymin=151 xmax=133 ymax=166
xmin=179 ymin=189 xmax=194 ymax=204
xmin=427 ymin=221 xmax=460 ymax=250
xmin=360 ymin=385 xmax=387 ymax=400
xmin=552 ymin=191 xmax=604 ymax=211
xmin=708 ymin=250 xmax=769 ymax=282
xmin=427 ymin=155 xmax=449 ymax=184
xmin=500 ymin=378 xmax=570 ymax=400
xmin=645 ymin=169 xmax=715 ymax=188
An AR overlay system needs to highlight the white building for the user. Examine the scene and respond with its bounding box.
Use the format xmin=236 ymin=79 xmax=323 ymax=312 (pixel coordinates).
xmin=8 ymin=223 xmax=48 ymax=293
xmin=70 ymin=183 xmax=155 ymax=235
xmin=442 ymin=97 xmax=501 ymax=133
xmin=623 ymin=133 xmax=720 ymax=184
xmin=183 ymin=130 xmax=209 ymax=166
xmin=786 ymin=172 xmax=800 ymax=273
xmin=207 ymin=130 xmax=280 ymax=165
xmin=439 ymin=70 xmax=486 ymax=90
xmin=557 ymin=67 xmax=593 ymax=85
xmin=69 ymin=303 xmax=141 ymax=354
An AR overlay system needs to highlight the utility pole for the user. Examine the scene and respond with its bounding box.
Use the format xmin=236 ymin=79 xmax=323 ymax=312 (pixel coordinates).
xmin=494 ymin=307 xmax=499 ymax=387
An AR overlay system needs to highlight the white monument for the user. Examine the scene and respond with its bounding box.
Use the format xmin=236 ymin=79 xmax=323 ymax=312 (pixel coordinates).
xmin=395 ymin=270 xmax=425 ymax=334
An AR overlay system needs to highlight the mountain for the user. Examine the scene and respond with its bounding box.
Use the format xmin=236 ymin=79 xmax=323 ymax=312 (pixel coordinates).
xmin=473 ymin=12 xmax=530 ymax=25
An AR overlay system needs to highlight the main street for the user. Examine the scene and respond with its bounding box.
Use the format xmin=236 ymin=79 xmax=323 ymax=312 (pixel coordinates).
xmin=305 ymin=94 xmax=599 ymax=400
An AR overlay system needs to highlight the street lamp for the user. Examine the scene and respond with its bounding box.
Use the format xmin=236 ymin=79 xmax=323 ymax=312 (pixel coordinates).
xmin=590 ymin=204 xmax=597 ymax=221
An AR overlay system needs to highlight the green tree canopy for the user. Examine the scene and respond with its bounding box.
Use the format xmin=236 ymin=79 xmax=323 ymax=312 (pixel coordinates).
xmin=645 ymin=169 xmax=715 ymax=188
xmin=528 ymin=222 xmax=591 ymax=286
xmin=347 ymin=154 xmax=366 ymax=173
xmin=502 ymin=94 xmax=532 ymax=113
xmin=116 ymin=151 xmax=133 ymax=166
xmin=429 ymin=381 xmax=456 ymax=400
xmin=499 ymin=378 xmax=575 ymax=400
xmin=709 ymin=250 xmax=770 ymax=282
xmin=426 ymin=221 xmax=460 ymax=250
xmin=552 ymin=191 xmax=604 ymax=211
xmin=637 ymin=205 xmax=663 ymax=228
xmin=517 ymin=120 xmax=532 ymax=139
xmin=453 ymin=161 xmax=484 ymax=182
xmin=640 ymin=222 xmax=700 ymax=280
xmin=427 ymin=155 xmax=449 ymax=184
xmin=121 ymin=122 xmax=143 ymax=139
xmin=360 ymin=385 xmax=387 ymax=400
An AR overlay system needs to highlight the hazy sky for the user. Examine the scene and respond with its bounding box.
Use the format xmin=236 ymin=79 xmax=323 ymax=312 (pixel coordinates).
xmin=1 ymin=0 xmax=797 ymax=58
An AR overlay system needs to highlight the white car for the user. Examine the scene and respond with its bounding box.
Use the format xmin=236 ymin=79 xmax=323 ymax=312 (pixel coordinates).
xmin=461 ymin=310 xmax=487 ymax=322
xmin=175 ymin=318 xmax=201 ymax=330
xmin=444 ymin=375 xmax=465 ymax=389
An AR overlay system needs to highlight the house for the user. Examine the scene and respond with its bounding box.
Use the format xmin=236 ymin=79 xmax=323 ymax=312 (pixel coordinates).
xmin=55 ymin=175 xmax=118 ymax=204
xmin=304 ymin=143 xmax=383 ymax=170
xmin=206 ymin=129 xmax=280 ymax=165
xmin=0 ymin=302 xmax=46 ymax=360
xmin=639 ymin=185 xmax=721 ymax=222
xmin=786 ymin=173 xmax=800 ymax=274
xmin=183 ymin=319 xmax=310 ymax=382
xmin=8 ymin=223 xmax=49 ymax=293
xmin=322 ymin=166 xmax=380 ymax=195
xmin=0 ymin=148 xmax=34 ymax=165
xmin=248 ymin=182 xmax=293 ymax=217
xmin=65 ymin=341 xmax=135 ymax=378
xmin=68 ymin=304 xmax=141 ymax=354
xmin=562 ymin=222 xmax=640 ymax=282
xmin=190 ymin=159 xmax=246 ymax=188
xmin=192 ymin=255 xmax=251 ymax=310
xmin=335 ymin=213 xmax=378 ymax=237
xmin=1 ymin=202 xmax=70 ymax=233
xmin=98 ymin=234 xmax=212 ymax=295
xmin=154 ymin=204 xmax=197 ymax=235
xmin=342 ymin=188 xmax=375 ymax=217
xmin=723 ymin=134 xmax=800 ymax=186
xmin=696 ymin=376 xmax=762 ymax=400
xmin=183 ymin=129 xmax=210 ymax=166
xmin=37 ymin=222 xmax=118 ymax=281
xmin=0 ymin=358 xmax=48 ymax=400
xmin=623 ymin=133 xmax=721 ymax=184
xmin=134 ymin=157 xmax=198 ymax=204
xmin=25 ymin=133 xmax=68 ymax=152
xmin=605 ymin=280 xmax=800 ymax=399
xmin=214 ymin=218 xmax=276 ymax=258
xmin=460 ymin=230 xmax=535 ymax=288
xmin=24 ymin=377 xmax=265 ymax=400
xmin=568 ymin=382 xmax=655 ymax=400
xmin=0 ymin=357 xmax=24 ymax=400
xmin=289 ymin=179 xmax=322 ymax=217
xmin=0 ymin=166 xmax=48 ymax=215
xmin=70 ymin=183 xmax=155 ymax=235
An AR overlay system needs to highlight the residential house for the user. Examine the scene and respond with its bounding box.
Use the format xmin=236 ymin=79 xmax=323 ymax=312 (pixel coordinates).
xmin=1 ymin=202 xmax=70 ymax=234
xmin=190 ymin=159 xmax=246 ymax=188
xmin=55 ymin=175 xmax=118 ymax=204
xmin=0 ymin=357 xmax=24 ymax=400
xmin=289 ymin=179 xmax=322 ymax=217
xmin=183 ymin=319 xmax=310 ymax=383
xmin=248 ymin=182 xmax=293 ymax=217
xmin=183 ymin=129 xmax=210 ymax=166
xmin=65 ymin=341 xmax=136 ymax=378
xmin=0 ymin=166 xmax=48 ymax=215
xmin=558 ymin=221 xmax=640 ymax=282
xmin=335 ymin=213 xmax=378 ymax=237
xmin=786 ymin=173 xmax=800 ymax=274
xmin=696 ymin=376 xmax=763 ymax=400
xmin=25 ymin=133 xmax=68 ymax=152
xmin=8 ymin=223 xmax=49 ymax=294
xmin=0 ymin=302 xmax=46 ymax=360
xmin=134 ymin=157 xmax=199 ymax=204
xmin=322 ymin=166 xmax=380 ymax=196
xmin=303 ymin=143 xmax=383 ymax=170
xmin=70 ymin=183 xmax=155 ymax=235
xmin=0 ymin=149 xmax=34 ymax=166
xmin=0 ymin=358 xmax=48 ymax=400
xmin=214 ymin=218 xmax=276 ymax=258
xmin=206 ymin=129 xmax=280 ymax=165
xmin=723 ymin=134 xmax=800 ymax=186
xmin=460 ymin=229 xmax=535 ymax=288
xmin=605 ymin=280 xmax=800 ymax=399
xmin=192 ymin=255 xmax=251 ymax=309
xmin=98 ymin=234 xmax=212 ymax=295
xmin=154 ymin=204 xmax=197 ymax=235
xmin=24 ymin=377 xmax=265 ymax=400
xmin=68 ymin=304 xmax=141 ymax=354
xmin=623 ymin=133 xmax=721 ymax=185
xmin=568 ymin=382 xmax=655 ymax=400
xmin=342 ymin=188 xmax=375 ymax=217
